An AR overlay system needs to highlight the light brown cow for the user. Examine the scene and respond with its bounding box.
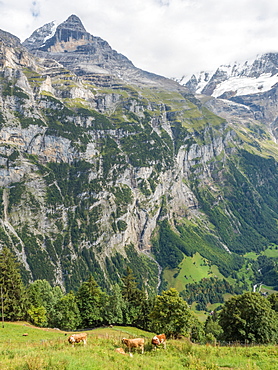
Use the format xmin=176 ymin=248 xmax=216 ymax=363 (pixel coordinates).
xmin=151 ymin=333 xmax=166 ymax=349
xmin=122 ymin=337 xmax=145 ymax=354
xmin=115 ymin=347 xmax=133 ymax=357
xmin=68 ymin=333 xmax=87 ymax=346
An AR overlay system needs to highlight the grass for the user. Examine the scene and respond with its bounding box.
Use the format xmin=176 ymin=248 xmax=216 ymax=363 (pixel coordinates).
xmin=262 ymin=245 xmax=278 ymax=258
xmin=163 ymin=253 xmax=239 ymax=320
xmin=164 ymin=252 xmax=224 ymax=290
xmin=1 ymin=322 xmax=278 ymax=369
xmin=244 ymin=245 xmax=278 ymax=260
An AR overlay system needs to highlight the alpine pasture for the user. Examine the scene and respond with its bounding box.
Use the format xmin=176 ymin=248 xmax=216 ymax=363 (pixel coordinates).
xmin=1 ymin=322 xmax=278 ymax=369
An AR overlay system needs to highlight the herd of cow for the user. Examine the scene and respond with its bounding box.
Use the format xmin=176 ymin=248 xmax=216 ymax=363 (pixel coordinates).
xmin=67 ymin=332 xmax=166 ymax=355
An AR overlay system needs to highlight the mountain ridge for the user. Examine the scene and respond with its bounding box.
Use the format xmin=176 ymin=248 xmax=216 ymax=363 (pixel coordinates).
xmin=178 ymin=53 xmax=278 ymax=143
xmin=179 ymin=53 xmax=278 ymax=97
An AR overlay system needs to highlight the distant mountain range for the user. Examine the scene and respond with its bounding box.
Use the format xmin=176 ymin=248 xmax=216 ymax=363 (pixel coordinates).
xmin=179 ymin=53 xmax=278 ymax=98
xmin=177 ymin=53 xmax=278 ymax=141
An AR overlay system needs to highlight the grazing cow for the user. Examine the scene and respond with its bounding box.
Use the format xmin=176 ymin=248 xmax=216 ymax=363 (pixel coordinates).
xmin=68 ymin=333 xmax=87 ymax=346
xmin=151 ymin=334 xmax=166 ymax=349
xmin=115 ymin=347 xmax=133 ymax=357
xmin=122 ymin=337 xmax=145 ymax=354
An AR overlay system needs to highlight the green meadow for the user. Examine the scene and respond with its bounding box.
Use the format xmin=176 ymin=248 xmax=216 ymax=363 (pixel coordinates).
xmin=164 ymin=245 xmax=278 ymax=317
xmin=244 ymin=244 xmax=278 ymax=260
xmin=164 ymin=245 xmax=278 ymax=294
xmin=164 ymin=252 xmax=224 ymax=291
xmin=1 ymin=322 xmax=278 ymax=370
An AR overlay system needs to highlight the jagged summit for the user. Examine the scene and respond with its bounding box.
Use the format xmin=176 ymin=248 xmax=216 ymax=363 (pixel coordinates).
xmin=22 ymin=21 xmax=57 ymax=51
xmin=59 ymin=14 xmax=87 ymax=33
xmin=22 ymin=15 xmax=88 ymax=53
xmin=23 ymin=14 xmax=95 ymax=53
xmin=38 ymin=15 xmax=93 ymax=53
xmin=23 ymin=15 xmax=187 ymax=90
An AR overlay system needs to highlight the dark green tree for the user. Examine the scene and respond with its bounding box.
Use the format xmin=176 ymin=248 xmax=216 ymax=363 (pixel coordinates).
xmin=104 ymin=284 xmax=125 ymax=325
xmin=76 ymin=275 xmax=108 ymax=328
xmin=0 ymin=246 xmax=28 ymax=321
xmin=134 ymin=296 xmax=155 ymax=331
xmin=121 ymin=267 xmax=142 ymax=301
xmin=121 ymin=267 xmax=146 ymax=325
xmin=267 ymin=293 xmax=278 ymax=312
xmin=54 ymin=291 xmax=81 ymax=330
xmin=27 ymin=279 xmax=63 ymax=327
xmin=190 ymin=315 xmax=205 ymax=343
xmin=219 ymin=292 xmax=278 ymax=343
xmin=204 ymin=315 xmax=223 ymax=343
xmin=150 ymin=288 xmax=195 ymax=338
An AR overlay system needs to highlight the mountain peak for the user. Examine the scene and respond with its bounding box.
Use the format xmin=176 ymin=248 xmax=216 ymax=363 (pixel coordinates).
xmin=22 ymin=14 xmax=187 ymax=90
xmin=24 ymin=14 xmax=92 ymax=53
xmin=58 ymin=14 xmax=86 ymax=33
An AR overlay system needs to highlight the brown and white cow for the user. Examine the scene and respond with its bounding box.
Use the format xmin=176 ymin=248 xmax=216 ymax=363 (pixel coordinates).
xmin=151 ymin=333 xmax=166 ymax=349
xmin=122 ymin=337 xmax=145 ymax=354
xmin=68 ymin=333 xmax=87 ymax=346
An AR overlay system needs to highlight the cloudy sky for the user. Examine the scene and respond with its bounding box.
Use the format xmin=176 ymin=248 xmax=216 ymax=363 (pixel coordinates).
xmin=1 ymin=0 xmax=278 ymax=79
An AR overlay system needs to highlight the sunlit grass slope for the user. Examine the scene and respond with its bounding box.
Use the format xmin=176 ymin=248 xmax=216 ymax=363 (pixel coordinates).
xmin=164 ymin=252 xmax=224 ymax=291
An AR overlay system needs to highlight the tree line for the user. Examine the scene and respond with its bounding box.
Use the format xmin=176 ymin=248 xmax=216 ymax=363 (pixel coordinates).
xmin=1 ymin=246 xmax=278 ymax=344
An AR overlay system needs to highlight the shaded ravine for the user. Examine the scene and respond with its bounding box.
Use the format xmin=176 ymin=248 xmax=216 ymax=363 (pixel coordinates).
xmin=141 ymin=249 xmax=162 ymax=292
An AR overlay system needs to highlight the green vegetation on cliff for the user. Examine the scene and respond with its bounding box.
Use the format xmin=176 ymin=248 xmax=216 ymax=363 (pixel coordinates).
xmin=0 ymin=40 xmax=278 ymax=304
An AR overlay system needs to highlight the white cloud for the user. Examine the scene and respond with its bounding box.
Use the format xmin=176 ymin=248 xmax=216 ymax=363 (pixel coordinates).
xmin=1 ymin=0 xmax=278 ymax=78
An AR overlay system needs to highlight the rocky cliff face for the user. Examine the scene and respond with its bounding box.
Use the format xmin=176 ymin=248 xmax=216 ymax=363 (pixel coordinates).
xmin=0 ymin=16 xmax=278 ymax=295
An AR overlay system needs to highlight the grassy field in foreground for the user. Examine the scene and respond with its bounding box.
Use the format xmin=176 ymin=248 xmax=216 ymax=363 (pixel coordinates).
xmin=1 ymin=322 xmax=278 ymax=369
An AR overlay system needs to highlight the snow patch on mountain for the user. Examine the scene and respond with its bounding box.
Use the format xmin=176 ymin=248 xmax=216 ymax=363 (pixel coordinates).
xmin=178 ymin=70 xmax=213 ymax=88
xmin=178 ymin=53 xmax=278 ymax=98
xmin=194 ymin=71 xmax=214 ymax=92
xmin=42 ymin=21 xmax=58 ymax=45
xmin=212 ymin=73 xmax=278 ymax=98
xmin=23 ymin=21 xmax=58 ymax=50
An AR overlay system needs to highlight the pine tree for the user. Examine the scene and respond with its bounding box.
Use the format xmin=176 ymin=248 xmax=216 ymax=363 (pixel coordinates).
xmin=76 ymin=275 xmax=108 ymax=328
xmin=104 ymin=284 xmax=125 ymax=325
xmin=121 ymin=267 xmax=139 ymax=302
xmin=121 ymin=267 xmax=146 ymax=325
xmin=0 ymin=246 xmax=28 ymax=321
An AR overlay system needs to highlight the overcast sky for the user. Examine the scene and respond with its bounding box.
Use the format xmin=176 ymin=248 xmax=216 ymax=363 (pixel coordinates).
xmin=1 ymin=0 xmax=278 ymax=79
